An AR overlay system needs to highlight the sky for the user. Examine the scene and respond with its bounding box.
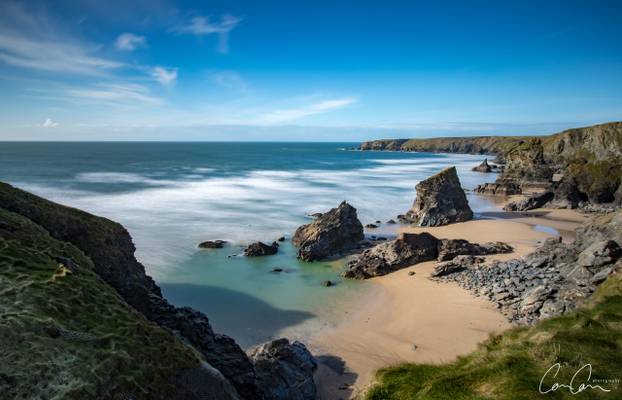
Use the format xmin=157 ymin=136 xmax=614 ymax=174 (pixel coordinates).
xmin=0 ymin=0 xmax=621 ymax=141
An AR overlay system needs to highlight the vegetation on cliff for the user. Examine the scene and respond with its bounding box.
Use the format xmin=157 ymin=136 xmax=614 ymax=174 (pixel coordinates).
xmin=0 ymin=208 xmax=202 ymax=399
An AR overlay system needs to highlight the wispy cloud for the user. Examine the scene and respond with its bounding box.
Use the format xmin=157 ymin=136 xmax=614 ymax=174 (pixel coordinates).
xmin=207 ymin=70 xmax=248 ymax=92
xmin=151 ymin=66 xmax=177 ymax=86
xmin=66 ymin=83 xmax=163 ymax=105
xmin=257 ymin=98 xmax=358 ymax=124
xmin=172 ymin=14 xmax=242 ymax=53
xmin=41 ymin=118 xmax=59 ymax=128
xmin=0 ymin=32 xmax=124 ymax=75
xmin=115 ymin=32 xmax=146 ymax=51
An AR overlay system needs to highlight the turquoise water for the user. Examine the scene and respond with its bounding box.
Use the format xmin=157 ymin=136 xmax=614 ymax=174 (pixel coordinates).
xmin=0 ymin=142 xmax=500 ymax=347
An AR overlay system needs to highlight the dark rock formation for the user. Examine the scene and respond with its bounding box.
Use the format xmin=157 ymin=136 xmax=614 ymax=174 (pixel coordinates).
xmin=248 ymin=339 xmax=317 ymax=400
xmin=199 ymin=239 xmax=227 ymax=249
xmin=343 ymin=232 xmax=512 ymax=279
xmin=386 ymin=219 xmax=396 ymax=224
xmin=403 ymin=167 xmax=473 ymax=226
xmin=343 ymin=232 xmax=439 ymax=279
xmin=293 ymin=201 xmax=364 ymax=261
xmin=322 ymin=280 xmax=334 ymax=287
xmin=244 ymin=241 xmax=279 ymax=257
xmin=434 ymin=210 xmax=622 ymax=325
xmin=472 ymin=158 xmax=492 ymax=173
xmin=503 ymin=191 xmax=555 ymax=212
xmin=365 ymin=223 xmax=378 ymax=228
xmin=0 ymin=182 xmax=317 ymax=400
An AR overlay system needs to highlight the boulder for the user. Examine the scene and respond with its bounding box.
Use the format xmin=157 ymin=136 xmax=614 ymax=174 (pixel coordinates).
xmin=472 ymin=158 xmax=492 ymax=173
xmin=365 ymin=223 xmax=378 ymax=229
xmin=248 ymin=339 xmax=317 ymax=400
xmin=437 ymin=239 xmax=513 ymax=261
xmin=576 ymin=240 xmax=622 ymax=270
xmin=244 ymin=241 xmax=279 ymax=256
xmin=503 ymin=191 xmax=554 ymax=212
xmin=198 ymin=240 xmax=227 ymax=249
xmin=343 ymin=232 xmax=440 ymax=279
xmin=403 ymin=167 xmax=473 ymax=226
xmin=431 ymin=255 xmax=485 ymax=277
xmin=293 ymin=201 xmax=364 ymax=261
xmin=474 ymin=181 xmax=522 ymax=196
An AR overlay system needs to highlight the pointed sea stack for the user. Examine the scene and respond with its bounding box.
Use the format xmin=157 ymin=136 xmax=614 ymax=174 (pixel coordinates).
xmin=403 ymin=166 xmax=473 ymax=226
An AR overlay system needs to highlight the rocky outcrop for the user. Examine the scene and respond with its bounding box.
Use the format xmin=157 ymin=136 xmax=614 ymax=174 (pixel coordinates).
xmin=293 ymin=201 xmax=364 ymax=261
xmin=434 ymin=210 xmax=622 ymax=325
xmin=472 ymin=158 xmax=492 ymax=173
xmin=244 ymin=241 xmax=279 ymax=256
xmin=361 ymin=122 xmax=622 ymax=208
xmin=343 ymin=232 xmax=513 ymax=279
xmin=248 ymin=339 xmax=317 ymax=400
xmin=437 ymin=239 xmax=513 ymax=261
xmin=343 ymin=232 xmax=440 ymax=278
xmin=503 ymin=191 xmax=555 ymax=212
xmin=431 ymin=255 xmax=484 ymax=277
xmin=0 ymin=182 xmax=316 ymax=400
xmin=474 ymin=181 xmax=522 ymax=196
xmin=402 ymin=167 xmax=473 ymax=226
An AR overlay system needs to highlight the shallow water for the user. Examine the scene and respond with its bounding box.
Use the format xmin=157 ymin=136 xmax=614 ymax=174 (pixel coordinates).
xmin=0 ymin=142 xmax=500 ymax=347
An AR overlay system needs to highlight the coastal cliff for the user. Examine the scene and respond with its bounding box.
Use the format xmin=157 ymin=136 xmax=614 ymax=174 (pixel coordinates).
xmin=359 ymin=121 xmax=622 ymax=207
xmin=0 ymin=182 xmax=315 ymax=400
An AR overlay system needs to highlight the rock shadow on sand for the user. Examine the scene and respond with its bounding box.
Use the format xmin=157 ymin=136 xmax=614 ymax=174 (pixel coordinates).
xmin=161 ymin=283 xmax=314 ymax=348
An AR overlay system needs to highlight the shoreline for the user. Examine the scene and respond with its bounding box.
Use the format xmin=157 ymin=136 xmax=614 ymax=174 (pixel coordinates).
xmin=308 ymin=206 xmax=587 ymax=399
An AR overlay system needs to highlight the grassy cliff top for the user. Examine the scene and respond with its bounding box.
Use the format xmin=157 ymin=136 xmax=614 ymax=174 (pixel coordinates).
xmin=0 ymin=208 xmax=200 ymax=400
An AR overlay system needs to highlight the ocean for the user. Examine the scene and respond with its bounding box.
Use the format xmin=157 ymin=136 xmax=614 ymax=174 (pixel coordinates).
xmin=0 ymin=142 xmax=500 ymax=347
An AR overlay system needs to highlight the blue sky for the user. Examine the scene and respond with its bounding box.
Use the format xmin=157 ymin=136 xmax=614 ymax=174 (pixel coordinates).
xmin=0 ymin=0 xmax=621 ymax=141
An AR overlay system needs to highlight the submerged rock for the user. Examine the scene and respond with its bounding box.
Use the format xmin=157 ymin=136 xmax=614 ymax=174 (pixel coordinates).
xmin=472 ymin=158 xmax=492 ymax=173
xmin=244 ymin=241 xmax=279 ymax=256
xmin=293 ymin=201 xmax=364 ymax=261
xmin=365 ymin=223 xmax=378 ymax=229
xmin=198 ymin=240 xmax=227 ymax=249
xmin=402 ymin=166 xmax=473 ymax=226
xmin=248 ymin=339 xmax=317 ymax=400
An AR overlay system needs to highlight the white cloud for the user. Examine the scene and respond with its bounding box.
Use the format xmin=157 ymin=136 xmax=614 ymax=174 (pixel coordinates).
xmin=115 ymin=33 xmax=146 ymax=51
xmin=207 ymin=70 xmax=247 ymax=92
xmin=42 ymin=118 xmax=59 ymax=127
xmin=66 ymin=83 xmax=162 ymax=105
xmin=257 ymin=98 xmax=358 ymax=124
xmin=151 ymin=66 xmax=177 ymax=86
xmin=172 ymin=14 xmax=242 ymax=53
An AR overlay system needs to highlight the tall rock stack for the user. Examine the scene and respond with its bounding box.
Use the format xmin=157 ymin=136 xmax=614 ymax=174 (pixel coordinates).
xmin=402 ymin=166 xmax=473 ymax=226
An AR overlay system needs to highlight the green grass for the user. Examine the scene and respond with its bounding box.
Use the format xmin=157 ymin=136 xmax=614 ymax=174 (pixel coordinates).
xmin=0 ymin=208 xmax=200 ymax=400
xmin=365 ymin=273 xmax=622 ymax=400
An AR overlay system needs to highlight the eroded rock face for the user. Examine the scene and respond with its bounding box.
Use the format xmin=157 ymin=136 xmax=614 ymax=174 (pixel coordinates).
xmin=474 ymin=181 xmax=522 ymax=196
xmin=343 ymin=233 xmax=513 ymax=279
xmin=403 ymin=167 xmax=473 ymax=226
xmin=248 ymin=339 xmax=317 ymax=400
xmin=431 ymin=255 xmax=485 ymax=277
xmin=244 ymin=241 xmax=279 ymax=256
xmin=293 ymin=201 xmax=364 ymax=261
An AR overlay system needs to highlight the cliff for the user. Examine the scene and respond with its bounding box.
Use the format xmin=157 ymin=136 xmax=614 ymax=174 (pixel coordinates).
xmin=360 ymin=121 xmax=622 ymax=206
xmin=0 ymin=182 xmax=315 ymax=400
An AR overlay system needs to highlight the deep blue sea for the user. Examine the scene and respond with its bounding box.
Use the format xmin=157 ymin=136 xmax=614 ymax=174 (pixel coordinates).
xmin=0 ymin=142 xmax=500 ymax=347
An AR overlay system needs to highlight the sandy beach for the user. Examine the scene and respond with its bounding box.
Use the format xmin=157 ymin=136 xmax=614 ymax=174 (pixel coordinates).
xmin=309 ymin=207 xmax=587 ymax=399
